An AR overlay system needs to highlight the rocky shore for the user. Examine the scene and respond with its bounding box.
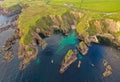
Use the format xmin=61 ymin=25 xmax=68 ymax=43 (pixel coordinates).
xmin=1 ymin=28 xmax=20 ymax=62
xmin=97 ymin=33 xmax=120 ymax=49
xmin=0 ymin=5 xmax=22 ymax=16
xmin=18 ymin=32 xmax=47 ymax=70
xmin=3 ymin=50 xmax=14 ymax=62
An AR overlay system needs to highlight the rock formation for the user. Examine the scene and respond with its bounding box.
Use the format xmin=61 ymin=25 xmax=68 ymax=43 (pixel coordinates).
xmin=102 ymin=60 xmax=112 ymax=77
xmin=60 ymin=49 xmax=78 ymax=73
xmin=77 ymin=41 xmax=88 ymax=55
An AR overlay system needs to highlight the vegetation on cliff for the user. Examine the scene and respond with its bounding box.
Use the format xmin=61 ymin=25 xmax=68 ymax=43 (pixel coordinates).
xmin=2 ymin=0 xmax=120 ymax=45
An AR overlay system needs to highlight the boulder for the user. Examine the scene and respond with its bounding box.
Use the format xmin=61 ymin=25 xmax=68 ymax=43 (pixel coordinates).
xmin=3 ymin=50 xmax=14 ymax=62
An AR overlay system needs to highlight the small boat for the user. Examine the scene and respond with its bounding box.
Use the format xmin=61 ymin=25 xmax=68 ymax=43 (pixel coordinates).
xmin=51 ymin=60 xmax=54 ymax=63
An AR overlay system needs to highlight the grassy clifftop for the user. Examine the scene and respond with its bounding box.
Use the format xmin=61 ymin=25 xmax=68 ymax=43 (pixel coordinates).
xmin=1 ymin=0 xmax=120 ymax=45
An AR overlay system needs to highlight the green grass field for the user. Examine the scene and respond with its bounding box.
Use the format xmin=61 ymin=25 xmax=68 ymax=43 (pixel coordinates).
xmin=1 ymin=0 xmax=120 ymax=45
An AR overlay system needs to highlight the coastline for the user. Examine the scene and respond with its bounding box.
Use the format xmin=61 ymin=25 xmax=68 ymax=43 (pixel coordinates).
xmin=1 ymin=3 xmax=120 ymax=71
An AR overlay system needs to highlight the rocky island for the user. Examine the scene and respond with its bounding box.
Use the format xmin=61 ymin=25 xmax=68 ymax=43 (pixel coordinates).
xmin=102 ymin=60 xmax=112 ymax=77
xmin=60 ymin=49 xmax=78 ymax=73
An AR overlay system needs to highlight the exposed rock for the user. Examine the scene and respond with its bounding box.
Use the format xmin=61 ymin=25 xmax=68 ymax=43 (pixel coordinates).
xmin=105 ymin=19 xmax=120 ymax=33
xmin=103 ymin=65 xmax=112 ymax=77
xmin=103 ymin=59 xmax=108 ymax=67
xmin=102 ymin=60 xmax=112 ymax=77
xmin=77 ymin=41 xmax=88 ymax=55
xmin=0 ymin=24 xmax=17 ymax=33
xmin=3 ymin=50 xmax=14 ymax=62
xmin=44 ymin=11 xmax=84 ymax=35
xmin=84 ymin=35 xmax=99 ymax=46
xmin=4 ymin=40 xmax=12 ymax=51
xmin=78 ymin=34 xmax=85 ymax=41
xmin=32 ymin=32 xmax=47 ymax=49
xmin=18 ymin=32 xmax=42 ymax=70
xmin=97 ymin=33 xmax=115 ymax=40
xmin=89 ymin=35 xmax=99 ymax=43
xmin=97 ymin=33 xmax=120 ymax=47
xmin=18 ymin=44 xmax=38 ymax=70
xmin=60 ymin=49 xmax=78 ymax=73
xmin=19 ymin=62 xmax=26 ymax=70
xmin=93 ymin=20 xmax=103 ymax=33
xmin=4 ymin=32 xmax=19 ymax=51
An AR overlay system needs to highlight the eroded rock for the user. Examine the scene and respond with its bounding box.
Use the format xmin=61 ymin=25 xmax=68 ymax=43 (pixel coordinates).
xmin=60 ymin=49 xmax=78 ymax=73
xmin=77 ymin=41 xmax=88 ymax=55
xmin=3 ymin=50 xmax=14 ymax=62
xmin=102 ymin=60 xmax=112 ymax=77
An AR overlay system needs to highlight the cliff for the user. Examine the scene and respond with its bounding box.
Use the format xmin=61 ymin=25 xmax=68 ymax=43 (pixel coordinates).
xmin=1 ymin=0 xmax=120 ymax=70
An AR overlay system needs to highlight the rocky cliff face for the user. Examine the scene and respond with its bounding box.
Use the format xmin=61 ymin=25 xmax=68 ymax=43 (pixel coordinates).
xmin=33 ymin=11 xmax=84 ymax=36
xmin=105 ymin=19 xmax=120 ymax=33
xmin=91 ymin=19 xmax=120 ymax=33
xmin=89 ymin=19 xmax=120 ymax=48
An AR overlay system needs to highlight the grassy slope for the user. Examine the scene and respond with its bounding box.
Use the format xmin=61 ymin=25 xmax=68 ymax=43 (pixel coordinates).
xmin=1 ymin=0 xmax=120 ymax=44
xmin=82 ymin=0 xmax=120 ymax=12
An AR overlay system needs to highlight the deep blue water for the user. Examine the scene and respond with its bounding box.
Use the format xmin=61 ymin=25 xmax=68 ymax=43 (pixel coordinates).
xmin=0 ymin=15 xmax=120 ymax=82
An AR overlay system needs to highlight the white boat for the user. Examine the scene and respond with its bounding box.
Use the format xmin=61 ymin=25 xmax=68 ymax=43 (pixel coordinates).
xmin=51 ymin=60 xmax=54 ymax=63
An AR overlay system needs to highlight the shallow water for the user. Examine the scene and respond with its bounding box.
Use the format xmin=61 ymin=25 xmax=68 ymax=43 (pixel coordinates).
xmin=0 ymin=16 xmax=120 ymax=82
xmin=56 ymin=31 xmax=79 ymax=53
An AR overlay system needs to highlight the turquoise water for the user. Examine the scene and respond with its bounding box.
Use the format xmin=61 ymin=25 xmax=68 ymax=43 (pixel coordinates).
xmin=56 ymin=31 xmax=79 ymax=53
xmin=36 ymin=58 xmax=41 ymax=64
xmin=78 ymin=53 xmax=83 ymax=60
